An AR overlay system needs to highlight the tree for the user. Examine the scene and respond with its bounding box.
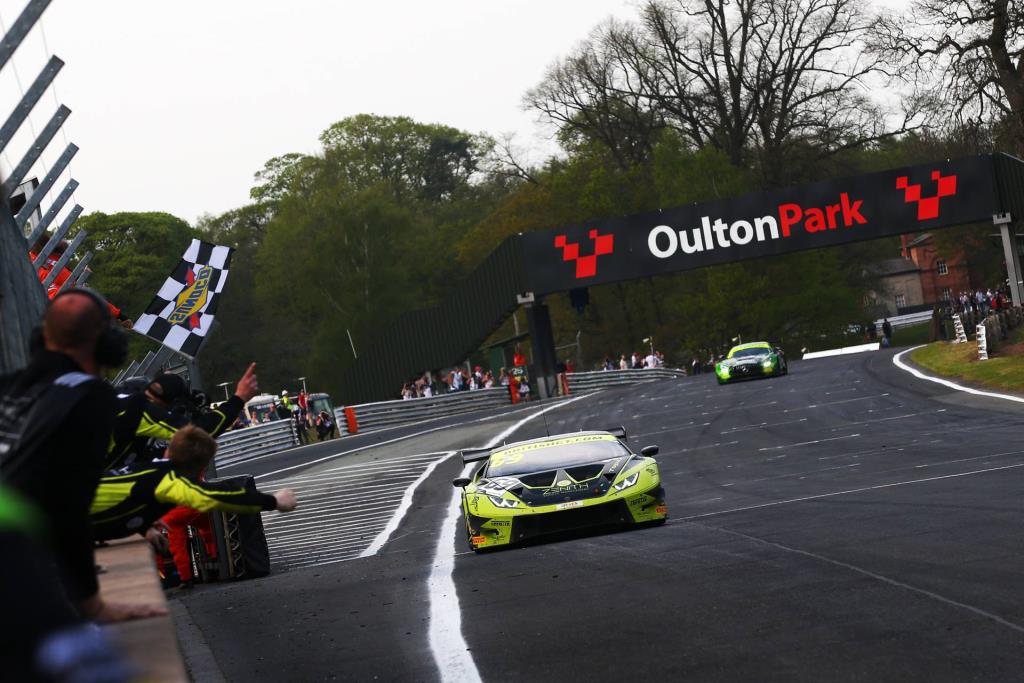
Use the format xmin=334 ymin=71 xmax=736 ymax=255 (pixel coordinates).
xmin=873 ymin=0 xmax=1024 ymax=155
xmin=318 ymin=114 xmax=492 ymax=202
xmin=527 ymin=0 xmax=920 ymax=186
xmin=195 ymin=204 xmax=278 ymax=392
xmin=78 ymin=211 xmax=196 ymax=321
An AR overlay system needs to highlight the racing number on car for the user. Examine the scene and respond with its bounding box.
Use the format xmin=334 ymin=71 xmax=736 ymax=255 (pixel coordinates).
xmin=489 ymin=452 xmax=523 ymax=468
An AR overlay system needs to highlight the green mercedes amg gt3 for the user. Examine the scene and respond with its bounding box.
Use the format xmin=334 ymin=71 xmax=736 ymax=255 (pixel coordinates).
xmin=715 ymin=341 xmax=788 ymax=385
xmin=453 ymin=429 xmax=667 ymax=551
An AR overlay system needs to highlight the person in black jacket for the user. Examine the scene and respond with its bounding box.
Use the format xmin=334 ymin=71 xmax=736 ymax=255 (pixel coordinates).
xmin=0 ymin=289 xmax=165 ymax=624
xmin=106 ymin=363 xmax=259 ymax=470
xmin=92 ymin=425 xmax=297 ymax=542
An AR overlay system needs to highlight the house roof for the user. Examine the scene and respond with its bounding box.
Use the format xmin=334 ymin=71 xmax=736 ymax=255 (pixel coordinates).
xmin=868 ymin=257 xmax=919 ymax=276
xmin=906 ymin=233 xmax=933 ymax=248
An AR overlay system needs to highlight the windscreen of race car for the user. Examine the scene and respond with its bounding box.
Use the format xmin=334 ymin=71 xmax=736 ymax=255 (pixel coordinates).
xmin=485 ymin=437 xmax=631 ymax=477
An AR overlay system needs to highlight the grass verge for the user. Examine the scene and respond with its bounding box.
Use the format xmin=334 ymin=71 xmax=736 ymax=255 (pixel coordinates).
xmin=891 ymin=322 xmax=932 ymax=348
xmin=909 ymin=325 xmax=1024 ymax=393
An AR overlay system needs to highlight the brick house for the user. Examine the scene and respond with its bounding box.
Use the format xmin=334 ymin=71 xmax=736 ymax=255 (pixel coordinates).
xmin=868 ymin=233 xmax=977 ymax=315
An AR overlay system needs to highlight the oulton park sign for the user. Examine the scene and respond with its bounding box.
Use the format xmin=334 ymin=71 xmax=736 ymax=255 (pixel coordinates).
xmin=522 ymin=155 xmax=1002 ymax=295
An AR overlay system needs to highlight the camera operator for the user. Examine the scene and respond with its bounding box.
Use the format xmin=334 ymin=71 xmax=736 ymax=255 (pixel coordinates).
xmin=106 ymin=362 xmax=259 ymax=470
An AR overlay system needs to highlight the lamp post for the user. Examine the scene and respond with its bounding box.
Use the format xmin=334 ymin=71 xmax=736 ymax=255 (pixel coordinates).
xmin=297 ymin=376 xmax=307 ymax=395
xmin=216 ymin=381 xmax=231 ymax=401
xmin=642 ymin=337 xmax=654 ymax=356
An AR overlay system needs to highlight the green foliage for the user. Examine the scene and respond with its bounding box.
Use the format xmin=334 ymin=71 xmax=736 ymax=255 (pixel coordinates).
xmin=911 ymin=326 xmax=1024 ymax=392
xmin=194 ymin=204 xmax=277 ymax=391
xmin=203 ymin=115 xmax=502 ymax=397
xmin=79 ymin=211 xmax=196 ymax=320
xmin=318 ymin=113 xmax=491 ymax=202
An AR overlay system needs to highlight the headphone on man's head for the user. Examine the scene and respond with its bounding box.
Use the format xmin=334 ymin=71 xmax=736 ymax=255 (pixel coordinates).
xmin=44 ymin=288 xmax=129 ymax=368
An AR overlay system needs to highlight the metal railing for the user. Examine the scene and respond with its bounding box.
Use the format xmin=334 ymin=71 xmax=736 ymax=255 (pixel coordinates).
xmin=215 ymin=420 xmax=297 ymax=466
xmin=335 ymin=388 xmax=512 ymax=435
xmin=873 ymin=310 xmax=933 ymax=331
xmin=1 ymin=0 xmax=96 ymax=374
xmin=565 ymin=368 xmax=687 ymax=392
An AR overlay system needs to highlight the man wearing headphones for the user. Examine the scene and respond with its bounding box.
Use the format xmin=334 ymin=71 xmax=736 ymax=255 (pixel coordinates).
xmin=0 ymin=288 xmax=165 ymax=624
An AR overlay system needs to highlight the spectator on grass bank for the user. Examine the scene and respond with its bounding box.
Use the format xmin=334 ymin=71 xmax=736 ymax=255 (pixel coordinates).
xmin=882 ymin=318 xmax=893 ymax=346
xmin=619 ymin=354 xmax=628 ymax=370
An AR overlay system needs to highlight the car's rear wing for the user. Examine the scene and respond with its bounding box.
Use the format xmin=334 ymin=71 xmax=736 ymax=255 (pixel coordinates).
xmin=606 ymin=426 xmax=627 ymax=440
xmin=460 ymin=447 xmax=492 ymax=463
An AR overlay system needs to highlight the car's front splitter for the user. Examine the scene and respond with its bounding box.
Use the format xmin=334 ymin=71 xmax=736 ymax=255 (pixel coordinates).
xmin=467 ymin=486 xmax=667 ymax=550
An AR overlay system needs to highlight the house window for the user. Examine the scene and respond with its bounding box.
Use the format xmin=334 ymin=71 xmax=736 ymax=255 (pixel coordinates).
xmin=941 ymin=287 xmax=952 ymax=301
xmin=895 ymin=294 xmax=906 ymax=309
xmin=937 ymin=259 xmax=948 ymax=275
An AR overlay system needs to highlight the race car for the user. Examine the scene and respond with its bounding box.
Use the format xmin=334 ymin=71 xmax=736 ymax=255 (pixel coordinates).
xmin=453 ymin=428 xmax=666 ymax=551
xmin=714 ymin=341 xmax=787 ymax=384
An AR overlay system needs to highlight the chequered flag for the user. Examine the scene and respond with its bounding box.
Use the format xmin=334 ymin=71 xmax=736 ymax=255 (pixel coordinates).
xmin=133 ymin=239 xmax=234 ymax=357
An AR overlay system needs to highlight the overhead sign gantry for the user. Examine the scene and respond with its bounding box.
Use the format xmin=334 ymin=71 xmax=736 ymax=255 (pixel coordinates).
xmin=520 ymin=155 xmax=1019 ymax=299
xmin=339 ymin=154 xmax=1024 ymax=403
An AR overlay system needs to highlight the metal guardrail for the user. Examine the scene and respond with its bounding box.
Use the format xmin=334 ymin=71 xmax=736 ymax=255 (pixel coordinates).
xmin=216 ymin=420 xmax=297 ymax=466
xmin=335 ymin=388 xmax=512 ymax=435
xmin=874 ymin=310 xmax=933 ymax=331
xmin=565 ymin=368 xmax=687 ymax=392
xmin=210 ymin=369 xmax=691 ymax=464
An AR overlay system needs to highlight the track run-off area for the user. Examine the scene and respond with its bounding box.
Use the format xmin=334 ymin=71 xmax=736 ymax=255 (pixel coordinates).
xmin=175 ymin=348 xmax=1024 ymax=681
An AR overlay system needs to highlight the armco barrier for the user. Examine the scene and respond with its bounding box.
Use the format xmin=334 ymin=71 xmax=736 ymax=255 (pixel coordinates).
xmin=336 ymin=388 xmax=512 ymax=435
xmin=565 ymin=368 xmax=687 ymax=392
xmin=216 ymin=419 xmax=297 ymax=466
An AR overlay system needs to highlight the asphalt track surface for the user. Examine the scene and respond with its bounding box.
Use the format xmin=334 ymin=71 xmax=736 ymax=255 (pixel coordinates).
xmin=175 ymin=349 xmax=1024 ymax=681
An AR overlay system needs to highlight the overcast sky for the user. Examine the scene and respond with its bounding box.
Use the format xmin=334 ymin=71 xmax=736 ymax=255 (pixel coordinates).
xmin=0 ymin=1 xmax=644 ymax=224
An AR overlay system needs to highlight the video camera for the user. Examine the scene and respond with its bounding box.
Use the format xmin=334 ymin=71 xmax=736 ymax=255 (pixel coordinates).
xmin=115 ymin=375 xmax=212 ymax=422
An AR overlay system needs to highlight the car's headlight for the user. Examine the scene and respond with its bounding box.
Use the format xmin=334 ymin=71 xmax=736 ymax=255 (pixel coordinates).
xmin=612 ymin=471 xmax=640 ymax=492
xmin=488 ymin=496 xmax=519 ymax=508
xmin=762 ymin=357 xmax=775 ymax=369
xmin=716 ymin=364 xmax=730 ymax=378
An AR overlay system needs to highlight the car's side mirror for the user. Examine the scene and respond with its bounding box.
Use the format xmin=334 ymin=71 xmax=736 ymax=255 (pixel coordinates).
xmin=640 ymin=445 xmax=659 ymax=457
xmin=452 ymin=477 xmax=471 ymax=488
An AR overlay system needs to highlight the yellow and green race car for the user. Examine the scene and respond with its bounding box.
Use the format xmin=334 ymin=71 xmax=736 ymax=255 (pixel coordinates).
xmin=714 ymin=341 xmax=788 ymax=385
xmin=453 ymin=429 xmax=667 ymax=551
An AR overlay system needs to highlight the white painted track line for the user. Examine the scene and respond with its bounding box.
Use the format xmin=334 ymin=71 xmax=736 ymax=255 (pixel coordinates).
xmin=893 ymin=346 xmax=1024 ymax=404
xmin=428 ymin=394 xmax=592 ymax=683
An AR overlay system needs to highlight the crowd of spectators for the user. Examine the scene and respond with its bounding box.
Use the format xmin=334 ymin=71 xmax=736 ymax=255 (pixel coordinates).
xmin=0 ymin=289 xmax=298 ymax=680
xmin=600 ymin=349 xmax=666 ymax=371
xmin=950 ymin=286 xmax=1012 ymax=315
xmin=400 ymin=365 xmax=506 ymax=399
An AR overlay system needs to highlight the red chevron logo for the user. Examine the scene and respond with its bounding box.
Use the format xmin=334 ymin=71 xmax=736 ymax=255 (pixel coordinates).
xmin=554 ymin=229 xmax=615 ymax=279
xmin=896 ymin=171 xmax=958 ymax=220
